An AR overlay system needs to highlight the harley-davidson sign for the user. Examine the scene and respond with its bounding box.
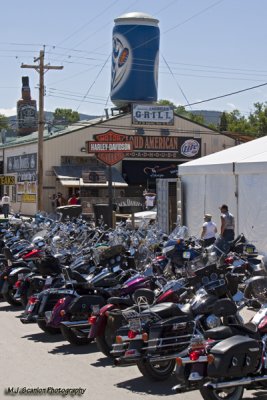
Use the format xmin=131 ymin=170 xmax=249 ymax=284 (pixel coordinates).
xmin=87 ymin=131 xmax=201 ymax=163
xmin=87 ymin=130 xmax=133 ymax=166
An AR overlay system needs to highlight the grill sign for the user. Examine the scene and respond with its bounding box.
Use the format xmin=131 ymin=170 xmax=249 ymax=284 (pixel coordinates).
xmin=87 ymin=130 xmax=133 ymax=166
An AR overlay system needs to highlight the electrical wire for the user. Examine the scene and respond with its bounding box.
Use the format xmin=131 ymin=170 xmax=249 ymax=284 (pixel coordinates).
xmin=183 ymin=82 xmax=267 ymax=107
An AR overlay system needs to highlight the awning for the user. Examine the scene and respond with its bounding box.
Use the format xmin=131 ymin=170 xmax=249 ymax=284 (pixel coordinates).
xmin=53 ymin=165 xmax=128 ymax=188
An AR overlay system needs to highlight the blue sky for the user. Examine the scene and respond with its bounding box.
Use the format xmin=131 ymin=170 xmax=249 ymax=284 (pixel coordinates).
xmin=1 ymin=0 xmax=267 ymax=121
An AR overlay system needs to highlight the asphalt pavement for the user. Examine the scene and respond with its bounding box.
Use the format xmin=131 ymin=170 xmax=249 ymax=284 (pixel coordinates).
xmin=0 ymin=301 xmax=265 ymax=400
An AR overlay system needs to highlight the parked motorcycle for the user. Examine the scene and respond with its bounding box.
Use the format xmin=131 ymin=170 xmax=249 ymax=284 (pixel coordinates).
xmin=173 ymin=276 xmax=267 ymax=400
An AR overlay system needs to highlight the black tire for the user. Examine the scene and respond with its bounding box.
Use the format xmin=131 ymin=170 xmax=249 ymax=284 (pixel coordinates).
xmin=95 ymin=314 xmax=121 ymax=358
xmin=199 ymin=385 xmax=244 ymax=400
xmin=137 ymin=359 xmax=176 ymax=381
xmin=20 ymin=286 xmax=34 ymax=308
xmin=60 ymin=324 xmax=93 ymax=346
xmin=37 ymin=319 xmax=61 ymax=335
xmin=3 ymin=286 xmax=22 ymax=306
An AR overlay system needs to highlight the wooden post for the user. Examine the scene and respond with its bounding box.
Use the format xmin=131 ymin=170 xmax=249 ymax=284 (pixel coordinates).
xmin=21 ymin=49 xmax=63 ymax=211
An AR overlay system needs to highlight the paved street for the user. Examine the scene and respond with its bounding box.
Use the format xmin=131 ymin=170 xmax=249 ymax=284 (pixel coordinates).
xmin=0 ymin=300 xmax=265 ymax=400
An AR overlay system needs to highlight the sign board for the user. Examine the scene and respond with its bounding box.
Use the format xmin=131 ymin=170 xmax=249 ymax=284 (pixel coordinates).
xmin=82 ymin=170 xmax=107 ymax=183
xmin=87 ymin=130 xmax=133 ymax=166
xmin=124 ymin=136 xmax=201 ymax=160
xmin=132 ymin=104 xmax=174 ymax=125
xmin=0 ymin=175 xmax=16 ymax=185
xmin=21 ymin=193 xmax=36 ymax=203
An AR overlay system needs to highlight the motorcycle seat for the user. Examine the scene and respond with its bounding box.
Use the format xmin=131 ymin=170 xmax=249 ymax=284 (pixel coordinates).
xmin=204 ymin=326 xmax=234 ymax=340
xmin=108 ymin=297 xmax=133 ymax=306
xmin=147 ymin=302 xmax=190 ymax=318
xmin=204 ymin=323 xmax=260 ymax=341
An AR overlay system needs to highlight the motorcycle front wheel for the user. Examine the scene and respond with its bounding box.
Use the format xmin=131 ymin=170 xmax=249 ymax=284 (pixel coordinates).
xmin=137 ymin=359 xmax=176 ymax=381
xmin=200 ymin=385 xmax=244 ymax=400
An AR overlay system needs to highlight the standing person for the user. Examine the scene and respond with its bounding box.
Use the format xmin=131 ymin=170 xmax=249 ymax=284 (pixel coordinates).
xmin=143 ymin=190 xmax=156 ymax=210
xmin=201 ymin=214 xmax=217 ymax=247
xmin=68 ymin=193 xmax=78 ymax=205
xmin=56 ymin=193 xmax=67 ymax=207
xmin=220 ymin=204 xmax=235 ymax=242
xmin=1 ymin=192 xmax=10 ymax=218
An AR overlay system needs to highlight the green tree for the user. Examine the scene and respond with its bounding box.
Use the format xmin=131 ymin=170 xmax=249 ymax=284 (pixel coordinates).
xmin=53 ymin=108 xmax=80 ymax=124
xmin=0 ymin=114 xmax=8 ymax=130
xmin=219 ymin=112 xmax=228 ymax=132
xmin=157 ymin=99 xmax=205 ymax=124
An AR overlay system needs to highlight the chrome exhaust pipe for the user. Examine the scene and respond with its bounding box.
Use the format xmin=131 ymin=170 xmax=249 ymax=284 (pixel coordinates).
xmin=60 ymin=320 xmax=90 ymax=329
xmin=113 ymin=358 xmax=138 ymax=367
xmin=205 ymin=375 xmax=267 ymax=390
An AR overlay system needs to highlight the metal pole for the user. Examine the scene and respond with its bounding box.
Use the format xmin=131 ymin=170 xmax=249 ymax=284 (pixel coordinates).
xmin=37 ymin=50 xmax=44 ymax=211
xmin=108 ymin=166 xmax=113 ymax=227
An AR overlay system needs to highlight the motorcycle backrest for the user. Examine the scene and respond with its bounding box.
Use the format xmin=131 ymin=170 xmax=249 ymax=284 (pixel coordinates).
xmin=133 ymin=288 xmax=155 ymax=306
xmin=213 ymin=298 xmax=237 ymax=317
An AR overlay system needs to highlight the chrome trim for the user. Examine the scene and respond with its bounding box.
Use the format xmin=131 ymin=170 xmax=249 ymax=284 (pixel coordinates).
xmin=205 ymin=375 xmax=267 ymax=389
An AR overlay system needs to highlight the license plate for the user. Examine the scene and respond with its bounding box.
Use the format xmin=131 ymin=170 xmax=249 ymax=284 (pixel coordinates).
xmin=128 ymin=318 xmax=141 ymax=332
xmin=92 ymin=305 xmax=100 ymax=314
xmin=45 ymin=277 xmax=53 ymax=285
xmin=26 ymin=304 xmax=35 ymax=313
xmin=45 ymin=311 xmax=52 ymax=323
xmin=18 ymin=273 xmax=24 ymax=280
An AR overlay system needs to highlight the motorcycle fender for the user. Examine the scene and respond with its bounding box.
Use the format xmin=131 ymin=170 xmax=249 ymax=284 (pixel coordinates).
xmin=8 ymin=267 xmax=31 ymax=285
xmin=88 ymin=304 xmax=116 ymax=339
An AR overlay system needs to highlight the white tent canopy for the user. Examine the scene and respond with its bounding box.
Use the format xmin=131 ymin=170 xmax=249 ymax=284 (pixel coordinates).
xmin=178 ymin=136 xmax=267 ymax=255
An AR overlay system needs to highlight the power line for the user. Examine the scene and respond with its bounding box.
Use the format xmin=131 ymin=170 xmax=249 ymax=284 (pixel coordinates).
xmin=183 ymin=82 xmax=267 ymax=107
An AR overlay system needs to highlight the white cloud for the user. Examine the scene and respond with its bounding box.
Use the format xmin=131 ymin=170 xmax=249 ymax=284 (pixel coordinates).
xmin=226 ymin=103 xmax=236 ymax=110
xmin=0 ymin=107 xmax=16 ymax=117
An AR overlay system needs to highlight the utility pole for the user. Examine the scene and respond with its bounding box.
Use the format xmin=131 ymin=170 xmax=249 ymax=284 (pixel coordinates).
xmin=21 ymin=49 xmax=63 ymax=211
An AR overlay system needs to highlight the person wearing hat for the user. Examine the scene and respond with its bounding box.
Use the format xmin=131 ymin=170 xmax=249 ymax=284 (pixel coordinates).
xmin=220 ymin=204 xmax=235 ymax=242
xmin=201 ymin=213 xmax=217 ymax=247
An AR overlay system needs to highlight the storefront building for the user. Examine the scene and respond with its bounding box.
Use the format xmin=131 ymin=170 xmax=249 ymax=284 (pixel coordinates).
xmin=0 ymin=110 xmax=236 ymax=216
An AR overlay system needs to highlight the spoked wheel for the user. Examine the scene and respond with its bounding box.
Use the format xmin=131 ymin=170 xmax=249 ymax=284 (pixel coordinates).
xmin=200 ymin=385 xmax=244 ymax=400
xmin=137 ymin=359 xmax=176 ymax=381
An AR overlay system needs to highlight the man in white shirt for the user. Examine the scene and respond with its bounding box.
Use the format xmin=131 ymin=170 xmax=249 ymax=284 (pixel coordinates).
xmin=143 ymin=190 xmax=156 ymax=210
xmin=2 ymin=193 xmax=10 ymax=218
xmin=201 ymin=214 xmax=217 ymax=247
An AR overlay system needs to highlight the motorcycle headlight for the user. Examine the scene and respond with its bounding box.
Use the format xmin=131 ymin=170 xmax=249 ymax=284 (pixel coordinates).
xmin=206 ymin=314 xmax=221 ymax=329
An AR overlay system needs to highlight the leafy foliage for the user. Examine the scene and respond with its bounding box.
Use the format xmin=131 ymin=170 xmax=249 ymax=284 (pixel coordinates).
xmin=0 ymin=114 xmax=8 ymax=130
xmin=53 ymin=108 xmax=80 ymax=124
xmin=157 ymin=100 xmax=205 ymax=125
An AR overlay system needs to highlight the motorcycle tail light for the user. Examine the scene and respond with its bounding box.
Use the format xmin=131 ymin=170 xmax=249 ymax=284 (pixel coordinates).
xmin=176 ymin=357 xmax=183 ymax=366
xmin=258 ymin=316 xmax=267 ymax=332
xmin=189 ymin=350 xmax=201 ymax=361
xmin=89 ymin=316 xmax=97 ymax=324
xmin=28 ymin=296 xmax=38 ymax=305
xmin=142 ymin=332 xmax=148 ymax=341
xmin=58 ymin=298 xmax=65 ymax=304
xmin=3 ymin=275 xmax=7 ymax=280
xmin=128 ymin=330 xmax=137 ymax=339
xmin=116 ymin=336 xmax=123 ymax=344
xmin=207 ymin=354 xmax=215 ymax=364
xmin=225 ymin=256 xmax=234 ymax=264
xmin=15 ymin=280 xmax=21 ymax=288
